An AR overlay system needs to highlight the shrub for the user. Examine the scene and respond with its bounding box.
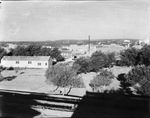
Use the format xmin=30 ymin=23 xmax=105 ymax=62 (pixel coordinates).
xmin=89 ymin=69 xmax=115 ymax=92
xmin=7 ymin=67 xmax=14 ymax=70
xmin=0 ymin=66 xmax=6 ymax=71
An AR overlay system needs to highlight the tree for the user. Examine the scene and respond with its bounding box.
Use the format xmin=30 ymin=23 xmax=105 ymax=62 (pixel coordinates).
xmin=72 ymin=51 xmax=116 ymax=74
xmin=37 ymin=47 xmax=52 ymax=56
xmin=90 ymin=51 xmax=116 ymax=72
xmin=45 ymin=63 xmax=85 ymax=95
xmin=12 ymin=45 xmax=64 ymax=62
xmin=104 ymin=52 xmax=116 ymax=68
xmin=0 ymin=72 xmax=4 ymax=82
xmin=73 ymin=57 xmax=91 ymax=74
xmin=124 ymin=65 xmax=150 ymax=96
xmin=119 ymin=48 xmax=140 ymax=66
xmin=6 ymin=48 xmax=14 ymax=56
xmin=89 ymin=69 xmax=114 ymax=92
xmin=90 ymin=51 xmax=106 ymax=72
xmin=50 ymin=47 xmax=64 ymax=62
xmin=0 ymin=47 xmax=6 ymax=60
xmin=13 ymin=46 xmax=26 ymax=56
xmin=24 ymin=44 xmax=42 ymax=56
xmin=138 ymin=44 xmax=150 ymax=66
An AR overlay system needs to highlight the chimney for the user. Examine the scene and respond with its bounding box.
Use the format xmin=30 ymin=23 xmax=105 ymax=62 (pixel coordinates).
xmin=88 ymin=35 xmax=90 ymax=56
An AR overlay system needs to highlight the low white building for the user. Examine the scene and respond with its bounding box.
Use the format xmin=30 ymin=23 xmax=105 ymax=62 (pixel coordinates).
xmin=124 ymin=40 xmax=130 ymax=43
xmin=0 ymin=56 xmax=52 ymax=68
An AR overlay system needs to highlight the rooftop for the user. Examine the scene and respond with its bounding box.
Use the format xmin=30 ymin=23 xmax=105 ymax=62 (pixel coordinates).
xmin=2 ymin=56 xmax=51 ymax=61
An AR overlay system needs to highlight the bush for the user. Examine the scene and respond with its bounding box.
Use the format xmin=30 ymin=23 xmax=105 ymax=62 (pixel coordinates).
xmin=0 ymin=66 xmax=6 ymax=71
xmin=4 ymin=76 xmax=17 ymax=81
xmin=7 ymin=67 xmax=14 ymax=70
xmin=89 ymin=69 xmax=115 ymax=92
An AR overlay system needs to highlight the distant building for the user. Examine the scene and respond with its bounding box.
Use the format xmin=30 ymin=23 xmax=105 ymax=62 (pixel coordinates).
xmin=42 ymin=46 xmax=52 ymax=49
xmin=2 ymin=43 xmax=17 ymax=53
xmin=96 ymin=44 xmax=125 ymax=53
xmin=69 ymin=45 xmax=88 ymax=52
xmin=139 ymin=38 xmax=150 ymax=45
xmin=61 ymin=50 xmax=73 ymax=59
xmin=143 ymin=38 xmax=150 ymax=44
xmin=132 ymin=45 xmax=142 ymax=49
xmin=124 ymin=40 xmax=130 ymax=43
xmin=0 ymin=56 xmax=52 ymax=68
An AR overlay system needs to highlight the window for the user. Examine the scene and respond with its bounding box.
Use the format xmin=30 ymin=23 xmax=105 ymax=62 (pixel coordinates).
xmin=45 ymin=63 xmax=47 ymax=66
xmin=37 ymin=63 xmax=41 ymax=66
xmin=28 ymin=61 xmax=32 ymax=64
xmin=16 ymin=61 xmax=19 ymax=64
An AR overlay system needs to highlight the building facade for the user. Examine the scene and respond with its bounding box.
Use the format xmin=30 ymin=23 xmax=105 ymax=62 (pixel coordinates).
xmin=61 ymin=50 xmax=73 ymax=59
xmin=0 ymin=56 xmax=52 ymax=68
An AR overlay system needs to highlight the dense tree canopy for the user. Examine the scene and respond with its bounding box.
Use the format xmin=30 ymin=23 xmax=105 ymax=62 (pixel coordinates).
xmin=119 ymin=45 xmax=150 ymax=67
xmin=73 ymin=51 xmax=116 ymax=73
xmin=119 ymin=48 xmax=140 ymax=66
xmin=73 ymin=57 xmax=91 ymax=74
xmin=9 ymin=45 xmax=64 ymax=62
xmin=125 ymin=65 xmax=150 ymax=96
xmin=90 ymin=51 xmax=116 ymax=72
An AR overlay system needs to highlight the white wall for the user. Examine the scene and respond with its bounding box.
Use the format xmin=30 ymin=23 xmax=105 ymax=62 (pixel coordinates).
xmin=1 ymin=60 xmax=49 ymax=68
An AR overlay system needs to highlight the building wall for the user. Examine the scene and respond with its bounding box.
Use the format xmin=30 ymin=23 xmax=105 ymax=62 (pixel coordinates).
xmin=1 ymin=60 xmax=49 ymax=68
xmin=48 ymin=58 xmax=53 ymax=68
xmin=61 ymin=53 xmax=73 ymax=59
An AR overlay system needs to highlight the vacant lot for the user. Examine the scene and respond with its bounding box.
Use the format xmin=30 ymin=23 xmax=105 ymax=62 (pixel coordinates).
xmin=0 ymin=69 xmax=52 ymax=93
xmin=81 ymin=66 xmax=132 ymax=92
xmin=0 ymin=66 xmax=132 ymax=96
xmin=0 ymin=69 xmax=86 ymax=96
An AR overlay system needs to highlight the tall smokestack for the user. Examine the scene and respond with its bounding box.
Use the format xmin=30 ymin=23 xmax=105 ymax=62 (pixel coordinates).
xmin=88 ymin=35 xmax=90 ymax=56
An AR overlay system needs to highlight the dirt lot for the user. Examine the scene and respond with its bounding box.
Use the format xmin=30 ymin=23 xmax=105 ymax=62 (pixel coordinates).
xmin=0 ymin=66 xmax=132 ymax=96
xmin=81 ymin=66 xmax=132 ymax=92
xmin=0 ymin=69 xmax=52 ymax=93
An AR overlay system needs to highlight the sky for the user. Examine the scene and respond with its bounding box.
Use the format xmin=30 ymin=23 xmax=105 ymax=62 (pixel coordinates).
xmin=0 ymin=1 xmax=150 ymax=41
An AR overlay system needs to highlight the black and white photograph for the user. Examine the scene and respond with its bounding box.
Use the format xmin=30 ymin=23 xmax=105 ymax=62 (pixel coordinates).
xmin=0 ymin=0 xmax=150 ymax=117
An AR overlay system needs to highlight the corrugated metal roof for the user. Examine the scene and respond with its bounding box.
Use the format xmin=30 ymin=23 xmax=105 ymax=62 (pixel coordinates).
xmin=2 ymin=56 xmax=51 ymax=61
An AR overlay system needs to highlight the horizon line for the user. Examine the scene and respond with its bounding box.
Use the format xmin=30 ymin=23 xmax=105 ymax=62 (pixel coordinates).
xmin=0 ymin=38 xmax=141 ymax=42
